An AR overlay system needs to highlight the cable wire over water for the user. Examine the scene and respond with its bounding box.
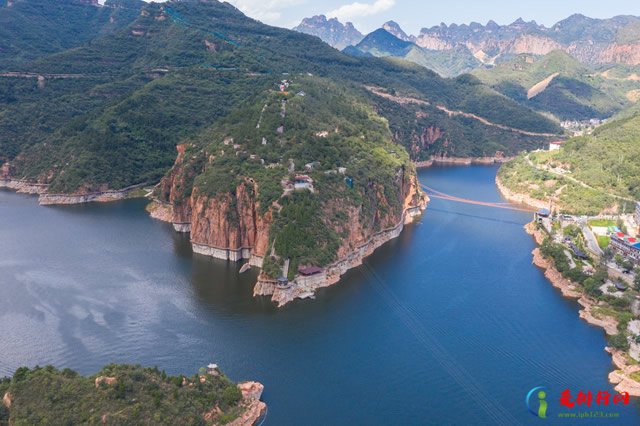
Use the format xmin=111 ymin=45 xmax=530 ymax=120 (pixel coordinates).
xmin=360 ymin=261 xmax=523 ymax=426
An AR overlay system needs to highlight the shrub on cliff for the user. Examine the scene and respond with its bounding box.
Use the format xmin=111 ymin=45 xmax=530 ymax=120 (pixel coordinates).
xmin=582 ymin=278 xmax=602 ymax=298
xmin=608 ymin=333 xmax=630 ymax=351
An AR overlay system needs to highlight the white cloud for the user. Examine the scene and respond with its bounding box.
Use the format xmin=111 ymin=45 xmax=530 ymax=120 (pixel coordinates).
xmin=326 ymin=0 xmax=395 ymax=22
xmin=226 ymin=0 xmax=306 ymax=24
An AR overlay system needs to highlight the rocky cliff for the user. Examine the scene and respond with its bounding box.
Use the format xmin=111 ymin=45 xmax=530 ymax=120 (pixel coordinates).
xmin=413 ymin=15 xmax=640 ymax=66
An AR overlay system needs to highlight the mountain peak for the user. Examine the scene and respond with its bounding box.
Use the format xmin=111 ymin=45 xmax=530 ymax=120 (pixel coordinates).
xmin=293 ymin=15 xmax=363 ymax=50
xmin=382 ymin=20 xmax=412 ymax=41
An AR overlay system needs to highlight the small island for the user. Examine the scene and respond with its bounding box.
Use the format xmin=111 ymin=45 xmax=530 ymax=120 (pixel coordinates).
xmin=0 ymin=364 xmax=266 ymax=425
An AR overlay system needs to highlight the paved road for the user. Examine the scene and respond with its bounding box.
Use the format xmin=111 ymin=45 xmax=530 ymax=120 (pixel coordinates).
xmin=581 ymin=224 xmax=604 ymax=257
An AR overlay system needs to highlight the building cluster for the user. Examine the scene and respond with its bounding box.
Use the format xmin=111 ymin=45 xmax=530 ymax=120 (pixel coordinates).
xmin=560 ymin=118 xmax=606 ymax=136
xmin=609 ymin=227 xmax=640 ymax=266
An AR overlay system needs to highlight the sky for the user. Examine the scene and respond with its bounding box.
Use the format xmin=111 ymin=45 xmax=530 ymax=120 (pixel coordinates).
xmin=218 ymin=0 xmax=640 ymax=34
xmin=130 ymin=0 xmax=640 ymax=35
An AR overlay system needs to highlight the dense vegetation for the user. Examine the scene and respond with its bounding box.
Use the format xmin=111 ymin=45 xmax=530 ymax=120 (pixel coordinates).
xmin=0 ymin=0 xmax=560 ymax=193
xmin=473 ymin=50 xmax=640 ymax=121
xmin=0 ymin=0 xmax=144 ymax=68
xmin=0 ymin=364 xmax=246 ymax=425
xmin=498 ymin=112 xmax=640 ymax=214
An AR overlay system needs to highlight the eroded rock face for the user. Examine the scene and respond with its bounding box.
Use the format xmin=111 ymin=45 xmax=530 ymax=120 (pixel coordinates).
xmin=3 ymin=392 xmax=12 ymax=409
xmin=158 ymin=144 xmax=197 ymax=225
xmin=507 ymin=35 xmax=563 ymax=56
xmin=95 ymin=376 xmax=117 ymax=388
xmin=189 ymin=181 xmax=272 ymax=263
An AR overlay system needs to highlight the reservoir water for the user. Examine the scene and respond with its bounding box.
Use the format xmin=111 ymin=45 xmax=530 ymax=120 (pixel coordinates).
xmin=1 ymin=165 xmax=638 ymax=425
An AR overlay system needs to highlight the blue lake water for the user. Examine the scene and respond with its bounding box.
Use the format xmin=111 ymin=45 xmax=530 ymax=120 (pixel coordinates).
xmin=1 ymin=165 xmax=638 ymax=424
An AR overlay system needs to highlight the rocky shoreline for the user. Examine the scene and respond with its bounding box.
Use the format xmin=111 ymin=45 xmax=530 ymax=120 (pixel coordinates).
xmin=228 ymin=382 xmax=267 ymax=426
xmin=0 ymin=178 xmax=48 ymax=195
xmin=0 ymin=178 xmax=146 ymax=205
xmin=253 ymin=203 xmax=426 ymax=307
xmin=525 ymin=222 xmax=640 ymax=397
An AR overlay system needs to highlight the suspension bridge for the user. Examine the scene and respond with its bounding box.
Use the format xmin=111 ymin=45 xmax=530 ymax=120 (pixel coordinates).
xmin=420 ymin=184 xmax=535 ymax=213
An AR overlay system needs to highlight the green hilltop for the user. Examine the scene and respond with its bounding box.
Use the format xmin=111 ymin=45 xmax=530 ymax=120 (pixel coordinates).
xmin=161 ymin=75 xmax=415 ymax=275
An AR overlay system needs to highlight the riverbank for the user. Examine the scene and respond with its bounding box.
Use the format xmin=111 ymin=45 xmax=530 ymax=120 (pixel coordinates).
xmin=525 ymin=222 xmax=640 ymax=397
xmin=415 ymin=155 xmax=512 ymax=168
xmin=148 ymin=195 xmax=427 ymax=307
xmin=495 ymin=175 xmax=549 ymax=210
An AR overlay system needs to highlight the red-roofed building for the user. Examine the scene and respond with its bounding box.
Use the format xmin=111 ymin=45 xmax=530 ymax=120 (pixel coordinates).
xmin=298 ymin=266 xmax=322 ymax=276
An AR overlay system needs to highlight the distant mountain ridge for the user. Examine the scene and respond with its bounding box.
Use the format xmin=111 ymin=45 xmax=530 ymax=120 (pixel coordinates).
xmin=350 ymin=28 xmax=481 ymax=77
xmin=414 ymin=14 xmax=640 ymax=66
xmin=292 ymin=14 xmax=363 ymax=50
xmin=294 ymin=13 xmax=640 ymax=66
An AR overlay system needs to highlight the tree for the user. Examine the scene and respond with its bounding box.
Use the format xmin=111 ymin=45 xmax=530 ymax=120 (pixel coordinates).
xmin=608 ymin=333 xmax=630 ymax=351
xmin=583 ymin=278 xmax=602 ymax=298
xmin=221 ymin=385 xmax=242 ymax=408
xmin=634 ymin=268 xmax=640 ymax=291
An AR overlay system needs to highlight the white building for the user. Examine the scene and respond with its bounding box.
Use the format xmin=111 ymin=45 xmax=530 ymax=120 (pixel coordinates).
xmin=549 ymin=141 xmax=564 ymax=151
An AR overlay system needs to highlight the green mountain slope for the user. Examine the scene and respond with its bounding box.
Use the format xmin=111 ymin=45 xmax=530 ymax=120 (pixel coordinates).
xmin=348 ymin=29 xmax=481 ymax=78
xmin=498 ymin=112 xmax=640 ymax=214
xmin=474 ymin=50 xmax=640 ymax=120
xmin=0 ymin=0 xmax=144 ymax=68
xmin=0 ymin=0 xmax=560 ymax=194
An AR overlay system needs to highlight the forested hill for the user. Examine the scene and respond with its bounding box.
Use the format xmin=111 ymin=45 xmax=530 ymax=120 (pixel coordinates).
xmin=0 ymin=0 xmax=145 ymax=67
xmin=0 ymin=0 xmax=561 ymax=193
